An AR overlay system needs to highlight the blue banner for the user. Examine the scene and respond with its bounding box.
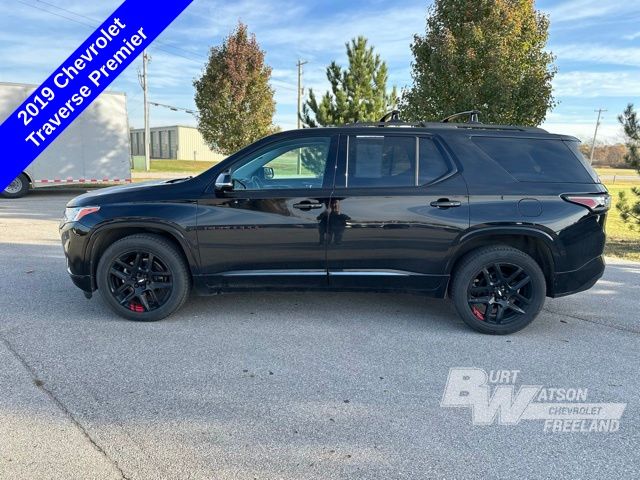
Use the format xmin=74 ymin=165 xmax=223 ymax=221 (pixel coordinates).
xmin=0 ymin=0 xmax=194 ymax=190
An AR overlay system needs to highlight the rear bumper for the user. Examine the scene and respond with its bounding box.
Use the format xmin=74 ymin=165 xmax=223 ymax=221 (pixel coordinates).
xmin=550 ymin=255 xmax=605 ymax=298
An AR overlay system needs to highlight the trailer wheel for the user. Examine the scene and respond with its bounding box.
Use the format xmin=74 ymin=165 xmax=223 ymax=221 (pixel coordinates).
xmin=2 ymin=174 xmax=30 ymax=199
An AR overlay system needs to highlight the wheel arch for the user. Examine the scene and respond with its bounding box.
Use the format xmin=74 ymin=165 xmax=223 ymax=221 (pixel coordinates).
xmin=86 ymin=221 xmax=199 ymax=290
xmin=446 ymin=227 xmax=560 ymax=296
xmin=20 ymin=171 xmax=34 ymax=185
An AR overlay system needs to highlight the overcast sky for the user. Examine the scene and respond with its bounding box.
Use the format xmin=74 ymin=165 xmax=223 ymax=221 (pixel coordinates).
xmin=1 ymin=0 xmax=639 ymax=143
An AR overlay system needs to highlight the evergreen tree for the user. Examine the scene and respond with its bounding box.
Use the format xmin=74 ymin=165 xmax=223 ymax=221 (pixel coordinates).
xmin=616 ymin=103 xmax=640 ymax=230
xmin=302 ymin=37 xmax=397 ymax=127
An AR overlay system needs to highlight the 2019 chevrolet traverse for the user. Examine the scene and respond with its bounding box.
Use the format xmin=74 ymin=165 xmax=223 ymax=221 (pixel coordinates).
xmin=60 ymin=111 xmax=609 ymax=334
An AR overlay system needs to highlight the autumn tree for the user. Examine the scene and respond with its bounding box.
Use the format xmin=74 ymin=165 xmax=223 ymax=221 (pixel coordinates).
xmin=401 ymin=0 xmax=557 ymax=125
xmin=302 ymin=37 xmax=398 ymax=127
xmin=194 ymin=22 xmax=275 ymax=155
xmin=616 ymin=104 xmax=640 ymax=230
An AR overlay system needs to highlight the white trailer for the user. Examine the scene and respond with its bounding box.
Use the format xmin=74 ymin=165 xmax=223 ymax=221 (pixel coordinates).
xmin=0 ymin=82 xmax=131 ymax=198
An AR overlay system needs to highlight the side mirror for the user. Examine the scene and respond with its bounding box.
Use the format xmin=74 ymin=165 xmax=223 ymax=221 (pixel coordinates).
xmin=215 ymin=173 xmax=234 ymax=192
xmin=263 ymin=166 xmax=274 ymax=179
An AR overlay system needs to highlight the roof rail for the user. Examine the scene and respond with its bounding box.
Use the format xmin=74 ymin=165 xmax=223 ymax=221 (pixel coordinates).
xmin=378 ymin=110 xmax=402 ymax=123
xmin=441 ymin=110 xmax=481 ymax=124
xmin=345 ymin=120 xmax=425 ymax=128
xmin=342 ymin=109 xmax=547 ymax=133
xmin=345 ymin=110 xmax=426 ymax=128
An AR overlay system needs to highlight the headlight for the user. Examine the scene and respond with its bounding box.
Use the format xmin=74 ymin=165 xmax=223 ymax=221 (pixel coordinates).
xmin=64 ymin=206 xmax=100 ymax=222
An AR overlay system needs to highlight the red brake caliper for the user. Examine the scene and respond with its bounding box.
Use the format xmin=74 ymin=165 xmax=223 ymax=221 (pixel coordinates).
xmin=129 ymin=301 xmax=144 ymax=313
xmin=472 ymin=306 xmax=485 ymax=321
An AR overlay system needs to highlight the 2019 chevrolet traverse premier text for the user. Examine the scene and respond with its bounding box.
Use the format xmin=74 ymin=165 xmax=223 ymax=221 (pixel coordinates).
xmin=60 ymin=111 xmax=610 ymax=334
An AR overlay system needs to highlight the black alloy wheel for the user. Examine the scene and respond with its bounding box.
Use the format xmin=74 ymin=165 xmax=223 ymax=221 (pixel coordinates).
xmin=108 ymin=251 xmax=174 ymax=313
xmin=97 ymin=234 xmax=190 ymax=321
xmin=467 ymin=263 xmax=533 ymax=324
xmin=451 ymin=246 xmax=546 ymax=334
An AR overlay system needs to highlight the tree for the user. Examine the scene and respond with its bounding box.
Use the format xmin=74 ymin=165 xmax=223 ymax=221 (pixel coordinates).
xmin=302 ymin=36 xmax=398 ymax=127
xmin=615 ymin=104 xmax=640 ymax=229
xmin=194 ymin=22 xmax=276 ymax=155
xmin=578 ymin=142 xmax=628 ymax=168
xmin=401 ymin=0 xmax=557 ymax=125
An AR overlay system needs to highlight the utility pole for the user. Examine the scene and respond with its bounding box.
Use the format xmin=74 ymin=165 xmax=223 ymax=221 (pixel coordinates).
xmin=296 ymin=59 xmax=308 ymax=175
xmin=138 ymin=51 xmax=151 ymax=171
xmin=589 ymin=108 xmax=607 ymax=165
xmin=296 ymin=59 xmax=308 ymax=129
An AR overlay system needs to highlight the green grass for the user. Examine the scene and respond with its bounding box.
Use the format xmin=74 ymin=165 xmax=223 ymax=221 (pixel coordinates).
xmin=595 ymin=167 xmax=640 ymax=186
xmin=595 ymin=167 xmax=639 ymax=177
xmin=603 ymin=184 xmax=640 ymax=261
xmin=266 ymin=151 xmax=319 ymax=177
xmin=133 ymin=159 xmax=219 ymax=173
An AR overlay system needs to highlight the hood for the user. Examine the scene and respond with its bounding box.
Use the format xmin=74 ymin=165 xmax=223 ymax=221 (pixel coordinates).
xmin=66 ymin=177 xmax=195 ymax=207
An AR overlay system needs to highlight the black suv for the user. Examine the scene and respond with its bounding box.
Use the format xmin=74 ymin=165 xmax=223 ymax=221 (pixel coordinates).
xmin=60 ymin=112 xmax=610 ymax=334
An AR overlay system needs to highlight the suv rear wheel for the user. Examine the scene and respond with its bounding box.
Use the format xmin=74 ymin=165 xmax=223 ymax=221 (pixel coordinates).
xmin=450 ymin=246 xmax=546 ymax=334
xmin=96 ymin=234 xmax=190 ymax=321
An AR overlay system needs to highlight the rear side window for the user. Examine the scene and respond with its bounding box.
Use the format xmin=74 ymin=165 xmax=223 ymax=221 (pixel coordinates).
xmin=564 ymin=140 xmax=600 ymax=183
xmin=419 ymin=138 xmax=450 ymax=185
xmin=348 ymin=135 xmax=416 ymax=187
xmin=471 ymin=137 xmax=595 ymax=183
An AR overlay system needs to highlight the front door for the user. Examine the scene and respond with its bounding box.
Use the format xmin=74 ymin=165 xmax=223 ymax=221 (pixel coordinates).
xmin=196 ymin=134 xmax=338 ymax=290
xmin=327 ymin=133 xmax=469 ymax=292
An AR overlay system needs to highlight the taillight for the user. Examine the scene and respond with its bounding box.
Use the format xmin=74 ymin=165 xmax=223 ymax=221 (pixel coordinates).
xmin=562 ymin=194 xmax=610 ymax=212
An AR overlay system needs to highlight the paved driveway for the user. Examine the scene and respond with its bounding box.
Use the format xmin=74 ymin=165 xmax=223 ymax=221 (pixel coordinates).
xmin=0 ymin=190 xmax=638 ymax=480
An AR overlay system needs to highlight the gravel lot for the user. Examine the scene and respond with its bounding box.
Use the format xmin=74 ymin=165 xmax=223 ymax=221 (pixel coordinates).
xmin=0 ymin=189 xmax=638 ymax=480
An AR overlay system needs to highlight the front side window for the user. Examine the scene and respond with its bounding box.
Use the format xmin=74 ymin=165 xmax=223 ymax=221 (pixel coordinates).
xmin=231 ymin=137 xmax=332 ymax=190
xmin=347 ymin=135 xmax=416 ymax=187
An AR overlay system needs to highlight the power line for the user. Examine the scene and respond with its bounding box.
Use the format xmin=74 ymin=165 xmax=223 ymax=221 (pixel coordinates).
xmin=35 ymin=0 xmax=208 ymax=61
xmin=17 ymin=0 xmax=206 ymax=64
xmin=18 ymin=0 xmax=300 ymax=109
xmin=16 ymin=0 xmax=95 ymax=29
xmin=150 ymin=101 xmax=197 ymax=116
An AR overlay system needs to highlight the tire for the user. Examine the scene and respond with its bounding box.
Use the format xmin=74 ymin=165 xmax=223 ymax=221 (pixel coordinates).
xmin=2 ymin=173 xmax=30 ymax=198
xmin=450 ymin=246 xmax=546 ymax=334
xmin=96 ymin=234 xmax=191 ymax=321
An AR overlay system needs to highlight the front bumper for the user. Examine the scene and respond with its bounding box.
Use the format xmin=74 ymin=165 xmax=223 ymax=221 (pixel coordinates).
xmin=68 ymin=268 xmax=92 ymax=292
xmin=550 ymin=255 xmax=605 ymax=298
xmin=60 ymin=220 xmax=93 ymax=293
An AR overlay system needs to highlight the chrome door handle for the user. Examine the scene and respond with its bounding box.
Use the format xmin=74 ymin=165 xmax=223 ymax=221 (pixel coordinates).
xmin=430 ymin=199 xmax=461 ymax=208
xmin=293 ymin=202 xmax=323 ymax=210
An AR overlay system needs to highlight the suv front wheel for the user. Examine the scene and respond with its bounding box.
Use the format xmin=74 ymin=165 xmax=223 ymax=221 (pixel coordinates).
xmin=450 ymin=246 xmax=546 ymax=334
xmin=96 ymin=234 xmax=191 ymax=321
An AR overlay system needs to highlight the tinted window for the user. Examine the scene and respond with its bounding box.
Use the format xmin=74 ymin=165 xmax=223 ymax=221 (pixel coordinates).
xmin=348 ymin=135 xmax=416 ymax=187
xmin=472 ymin=137 xmax=595 ymax=183
xmin=419 ymin=138 xmax=451 ymax=184
xmin=564 ymin=140 xmax=600 ymax=183
xmin=232 ymin=137 xmax=331 ymax=190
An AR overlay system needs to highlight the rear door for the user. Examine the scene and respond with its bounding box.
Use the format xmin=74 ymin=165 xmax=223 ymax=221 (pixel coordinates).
xmin=326 ymin=133 xmax=469 ymax=292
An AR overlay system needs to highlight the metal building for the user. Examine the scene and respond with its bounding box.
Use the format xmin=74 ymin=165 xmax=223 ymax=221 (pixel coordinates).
xmin=130 ymin=125 xmax=225 ymax=162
